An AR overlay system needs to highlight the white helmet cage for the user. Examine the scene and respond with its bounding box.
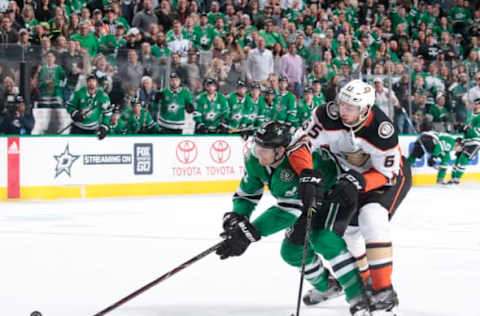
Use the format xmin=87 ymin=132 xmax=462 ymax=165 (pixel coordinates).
xmin=337 ymin=79 xmax=375 ymax=127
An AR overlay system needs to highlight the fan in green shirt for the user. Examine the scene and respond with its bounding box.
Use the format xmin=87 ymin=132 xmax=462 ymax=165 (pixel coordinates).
xmin=71 ymin=22 xmax=99 ymax=57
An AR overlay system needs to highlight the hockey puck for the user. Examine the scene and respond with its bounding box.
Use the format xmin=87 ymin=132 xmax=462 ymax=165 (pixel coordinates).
xmin=30 ymin=311 xmax=42 ymax=316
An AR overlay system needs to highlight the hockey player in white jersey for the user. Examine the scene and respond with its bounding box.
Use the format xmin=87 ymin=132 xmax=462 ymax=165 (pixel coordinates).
xmin=287 ymin=79 xmax=412 ymax=315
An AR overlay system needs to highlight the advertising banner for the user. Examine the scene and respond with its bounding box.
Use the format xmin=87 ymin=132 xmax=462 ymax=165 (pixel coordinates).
xmin=0 ymin=135 xmax=478 ymax=200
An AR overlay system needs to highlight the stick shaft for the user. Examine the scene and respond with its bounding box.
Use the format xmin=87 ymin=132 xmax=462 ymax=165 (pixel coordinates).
xmin=93 ymin=241 xmax=223 ymax=316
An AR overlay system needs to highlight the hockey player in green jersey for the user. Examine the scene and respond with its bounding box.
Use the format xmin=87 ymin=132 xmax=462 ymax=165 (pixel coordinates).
xmin=449 ymin=98 xmax=480 ymax=184
xmin=407 ymin=131 xmax=463 ymax=184
xmin=255 ymin=88 xmax=286 ymax=127
xmin=154 ymin=72 xmax=194 ymax=134
xmin=66 ymin=74 xmax=112 ymax=139
xmin=193 ymin=78 xmax=229 ymax=134
xmin=294 ymin=87 xmax=317 ymax=128
xmin=242 ymin=83 xmax=261 ymax=130
xmin=225 ymin=80 xmax=249 ymax=131
xmin=277 ymin=76 xmax=298 ymax=125
xmin=107 ymin=105 xmax=127 ymax=135
xmin=216 ymin=121 xmax=371 ymax=316
xmin=122 ymin=98 xmax=161 ymax=134
xmin=312 ymin=78 xmax=327 ymax=106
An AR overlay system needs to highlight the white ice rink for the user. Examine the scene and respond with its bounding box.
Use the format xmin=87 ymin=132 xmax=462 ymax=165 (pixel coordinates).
xmin=1 ymin=184 xmax=480 ymax=316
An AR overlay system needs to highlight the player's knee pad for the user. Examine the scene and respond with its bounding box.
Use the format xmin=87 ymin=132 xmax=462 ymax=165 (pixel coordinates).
xmin=280 ymin=239 xmax=314 ymax=267
xmin=310 ymin=229 xmax=348 ymax=260
xmin=358 ymin=203 xmax=390 ymax=243
xmin=343 ymin=226 xmax=365 ymax=258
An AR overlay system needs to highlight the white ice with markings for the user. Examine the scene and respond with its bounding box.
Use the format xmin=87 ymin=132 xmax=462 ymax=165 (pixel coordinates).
xmin=1 ymin=184 xmax=479 ymax=316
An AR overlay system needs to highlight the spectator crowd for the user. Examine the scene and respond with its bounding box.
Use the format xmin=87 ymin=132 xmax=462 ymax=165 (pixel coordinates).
xmin=0 ymin=0 xmax=479 ymax=136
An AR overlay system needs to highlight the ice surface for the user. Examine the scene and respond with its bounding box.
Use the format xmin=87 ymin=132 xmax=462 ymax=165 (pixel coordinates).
xmin=1 ymin=184 xmax=480 ymax=316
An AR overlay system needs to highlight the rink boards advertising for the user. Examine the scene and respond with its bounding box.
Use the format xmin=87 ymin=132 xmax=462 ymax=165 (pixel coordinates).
xmin=0 ymin=135 xmax=479 ymax=200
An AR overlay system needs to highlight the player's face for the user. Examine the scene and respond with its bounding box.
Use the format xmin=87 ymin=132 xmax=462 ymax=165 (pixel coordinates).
xmin=170 ymin=77 xmax=180 ymax=89
xmin=206 ymin=83 xmax=216 ymax=94
xmin=87 ymin=78 xmax=97 ymax=91
xmin=339 ymin=100 xmax=361 ymax=126
xmin=474 ymin=101 xmax=480 ymax=114
xmin=255 ymin=145 xmax=277 ymax=166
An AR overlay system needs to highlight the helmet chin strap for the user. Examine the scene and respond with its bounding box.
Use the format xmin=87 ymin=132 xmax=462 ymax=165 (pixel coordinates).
xmin=342 ymin=106 xmax=371 ymax=132
xmin=271 ymin=148 xmax=285 ymax=166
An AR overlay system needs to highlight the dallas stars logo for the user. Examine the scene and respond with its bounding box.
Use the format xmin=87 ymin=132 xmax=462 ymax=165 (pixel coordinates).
xmin=168 ymin=102 xmax=180 ymax=113
xmin=54 ymin=144 xmax=80 ymax=178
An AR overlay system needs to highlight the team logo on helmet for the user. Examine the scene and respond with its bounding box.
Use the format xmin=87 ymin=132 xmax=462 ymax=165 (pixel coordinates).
xmin=378 ymin=122 xmax=395 ymax=139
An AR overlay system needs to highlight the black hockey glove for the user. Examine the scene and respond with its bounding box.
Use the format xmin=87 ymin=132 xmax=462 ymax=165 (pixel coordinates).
xmin=97 ymin=124 xmax=109 ymax=140
xmin=427 ymin=156 xmax=441 ymax=168
xmin=195 ymin=124 xmax=208 ymax=134
xmin=216 ymin=125 xmax=229 ymax=134
xmin=222 ymin=212 xmax=246 ymax=232
xmin=216 ymin=218 xmax=261 ymax=260
xmin=71 ymin=110 xmax=84 ymax=122
xmin=326 ymin=169 xmax=365 ymax=209
xmin=185 ymin=102 xmax=195 ymax=114
xmin=298 ymin=169 xmax=324 ymax=212
xmin=154 ymin=90 xmax=164 ymax=103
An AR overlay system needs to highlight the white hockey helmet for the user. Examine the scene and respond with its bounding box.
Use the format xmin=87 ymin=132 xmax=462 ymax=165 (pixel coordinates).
xmin=337 ymin=79 xmax=375 ymax=127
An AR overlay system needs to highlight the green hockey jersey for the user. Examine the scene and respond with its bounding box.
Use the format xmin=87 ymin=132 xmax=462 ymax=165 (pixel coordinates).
xmin=277 ymin=91 xmax=297 ymax=125
xmin=193 ymin=92 xmax=229 ymax=132
xmin=155 ymin=87 xmax=193 ymax=130
xmin=233 ymin=145 xmax=339 ymax=236
xmin=295 ymin=99 xmax=317 ymax=128
xmin=122 ymin=107 xmax=160 ymax=134
xmin=464 ymin=112 xmax=480 ymax=141
xmin=66 ymin=87 xmax=112 ymax=130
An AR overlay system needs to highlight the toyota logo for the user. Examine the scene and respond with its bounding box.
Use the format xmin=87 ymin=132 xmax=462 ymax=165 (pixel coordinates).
xmin=176 ymin=140 xmax=198 ymax=164
xmin=210 ymin=140 xmax=231 ymax=164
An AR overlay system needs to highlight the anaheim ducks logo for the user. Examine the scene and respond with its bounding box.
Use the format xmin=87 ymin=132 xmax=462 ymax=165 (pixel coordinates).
xmin=342 ymin=149 xmax=370 ymax=167
xmin=326 ymin=101 xmax=339 ymax=120
xmin=378 ymin=121 xmax=395 ymax=139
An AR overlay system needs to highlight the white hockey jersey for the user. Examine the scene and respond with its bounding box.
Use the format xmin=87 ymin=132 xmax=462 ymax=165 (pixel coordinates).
xmin=292 ymin=102 xmax=402 ymax=191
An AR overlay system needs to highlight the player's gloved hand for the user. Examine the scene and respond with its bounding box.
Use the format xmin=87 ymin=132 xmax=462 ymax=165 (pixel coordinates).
xmin=185 ymin=102 xmax=195 ymax=114
xmin=298 ymin=169 xmax=324 ymax=212
xmin=216 ymin=217 xmax=261 ymax=260
xmin=71 ymin=110 xmax=84 ymax=122
xmin=195 ymin=124 xmax=208 ymax=134
xmin=154 ymin=91 xmax=164 ymax=103
xmin=97 ymin=124 xmax=109 ymax=140
xmin=221 ymin=212 xmax=246 ymax=232
xmin=427 ymin=156 xmax=441 ymax=167
xmin=216 ymin=125 xmax=229 ymax=134
xmin=326 ymin=169 xmax=365 ymax=208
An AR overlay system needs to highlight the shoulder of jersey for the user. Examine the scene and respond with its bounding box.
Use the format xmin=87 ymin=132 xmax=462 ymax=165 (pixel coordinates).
xmin=314 ymin=102 xmax=345 ymax=130
xmin=357 ymin=106 xmax=398 ymax=151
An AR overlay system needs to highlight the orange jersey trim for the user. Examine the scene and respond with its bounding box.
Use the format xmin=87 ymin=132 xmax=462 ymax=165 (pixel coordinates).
xmin=288 ymin=145 xmax=313 ymax=175
xmin=362 ymin=169 xmax=389 ymax=192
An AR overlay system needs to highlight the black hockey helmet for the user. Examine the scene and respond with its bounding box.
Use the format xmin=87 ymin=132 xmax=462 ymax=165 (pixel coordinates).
xmin=204 ymin=77 xmax=217 ymax=87
xmin=254 ymin=121 xmax=291 ymax=149
xmin=86 ymin=73 xmax=98 ymax=81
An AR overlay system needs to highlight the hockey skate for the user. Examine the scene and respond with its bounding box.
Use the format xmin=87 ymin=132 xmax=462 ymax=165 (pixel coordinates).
xmin=349 ymin=294 xmax=371 ymax=316
xmin=446 ymin=178 xmax=459 ymax=185
xmin=369 ymin=287 xmax=399 ymax=316
xmin=302 ymin=274 xmax=344 ymax=305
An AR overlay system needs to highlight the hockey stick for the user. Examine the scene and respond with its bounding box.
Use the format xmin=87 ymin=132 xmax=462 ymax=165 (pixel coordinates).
xmin=292 ymin=197 xmax=316 ymax=316
xmin=57 ymin=105 xmax=97 ymax=134
xmin=93 ymin=241 xmax=224 ymax=316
